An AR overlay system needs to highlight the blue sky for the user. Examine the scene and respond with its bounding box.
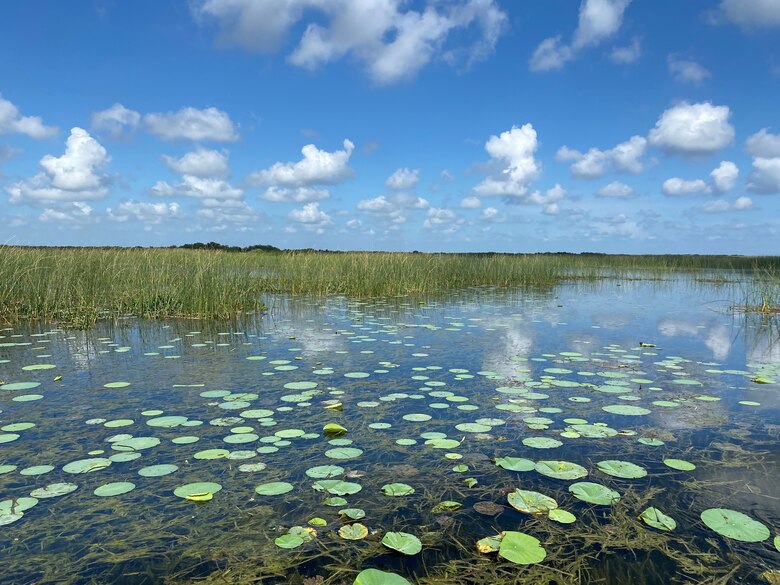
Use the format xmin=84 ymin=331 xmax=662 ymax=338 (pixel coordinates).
xmin=1 ymin=0 xmax=779 ymax=253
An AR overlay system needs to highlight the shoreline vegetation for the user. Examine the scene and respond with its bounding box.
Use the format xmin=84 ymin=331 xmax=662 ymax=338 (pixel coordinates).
xmin=1 ymin=245 xmax=778 ymax=327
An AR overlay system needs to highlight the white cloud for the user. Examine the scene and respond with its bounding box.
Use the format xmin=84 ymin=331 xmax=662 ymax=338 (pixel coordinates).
xmin=288 ymin=201 xmax=332 ymax=233
xmin=197 ymin=199 xmax=259 ymax=225
xmin=195 ymin=0 xmax=508 ymax=85
xmin=356 ymin=192 xmax=428 ymax=225
xmin=460 ymin=196 xmax=482 ymax=208
xmin=747 ymin=157 xmax=780 ymax=194
xmin=609 ymin=37 xmax=641 ymax=63
xmin=530 ymin=0 xmax=632 ymax=71
xmin=662 ymin=177 xmax=712 ymax=196
xmin=91 ymin=103 xmax=141 ymax=138
xmin=0 ymin=93 xmax=57 ymax=139
xmin=6 ymin=128 xmax=110 ymax=204
xmin=648 ymin=102 xmax=734 ymax=155
xmin=262 ymin=186 xmax=330 ymax=203
xmin=700 ymin=196 xmax=753 ymax=213
xmin=144 ymin=106 xmax=239 ymax=142
xmin=596 ymin=181 xmax=634 ymax=197
xmin=39 ymin=202 xmax=95 ymax=225
xmin=594 ymin=213 xmax=645 ymax=238
xmin=668 ymin=55 xmax=711 ymax=84
xmin=556 ymin=135 xmax=646 ymax=179
xmin=150 ymin=175 xmax=243 ymax=199
xmin=422 ymin=206 xmax=464 ymax=232
xmin=162 ymin=148 xmax=229 ymax=178
xmin=249 ymin=139 xmax=354 ymax=187
xmin=480 ymin=206 xmax=507 ymax=222
xmin=386 ymin=167 xmax=420 ymax=190
xmin=474 ymin=124 xmax=540 ymax=197
xmin=710 ymin=161 xmax=739 ymax=192
xmin=746 ymin=128 xmax=780 ymax=158
xmin=107 ymin=200 xmax=182 ymax=223
xmin=711 ymin=0 xmax=780 ymax=29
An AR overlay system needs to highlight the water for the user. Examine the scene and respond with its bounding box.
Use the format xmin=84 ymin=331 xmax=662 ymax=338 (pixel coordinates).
xmin=0 ymin=277 xmax=778 ymax=584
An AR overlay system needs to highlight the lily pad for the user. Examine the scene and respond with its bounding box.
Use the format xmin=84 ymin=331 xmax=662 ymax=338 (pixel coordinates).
xmin=381 ymin=483 xmax=415 ymax=496
xmin=663 ymin=459 xmax=696 ymax=471
xmin=568 ymin=482 xmax=620 ymax=505
xmin=382 ymin=532 xmax=422 ymax=555
xmin=255 ymin=482 xmax=294 ymax=496
xmin=498 ymin=531 xmax=547 ymax=565
xmin=313 ymin=480 xmax=362 ymax=496
xmin=353 ymin=569 xmax=412 ymax=585
xmin=62 ymin=458 xmax=112 ymax=474
xmin=507 ymin=489 xmax=558 ymax=514
xmin=495 ymin=456 xmax=535 ymax=472
xmin=138 ymin=464 xmax=178 ymax=477
xmin=639 ymin=507 xmax=676 ymax=531
xmin=173 ymin=482 xmax=223 ymax=498
xmin=596 ymin=460 xmax=647 ymax=479
xmin=339 ymin=522 xmax=369 ymax=540
xmin=324 ymin=447 xmax=363 ymax=459
xmin=548 ymin=509 xmax=576 ymax=524
xmin=522 ymin=437 xmax=562 ymax=449
xmin=602 ymin=404 xmax=651 ymax=416
xmin=94 ymin=482 xmax=136 ymax=497
xmin=339 ymin=508 xmax=366 ymax=521
xmin=700 ymin=508 xmax=769 ymax=542
xmin=30 ymin=483 xmax=78 ymax=498
xmin=275 ymin=534 xmax=304 ymax=549
xmin=306 ymin=464 xmax=345 ymax=478
xmin=535 ymin=460 xmax=588 ymax=480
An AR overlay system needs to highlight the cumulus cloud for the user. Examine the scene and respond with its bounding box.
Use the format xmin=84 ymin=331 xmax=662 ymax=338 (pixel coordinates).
xmin=710 ymin=0 xmax=780 ymax=29
xmin=385 ymin=167 xmax=420 ymax=190
xmin=480 ymin=206 xmax=506 ymax=222
xmin=474 ymin=124 xmax=540 ymax=197
xmin=144 ymin=106 xmax=239 ymax=142
xmin=710 ymin=161 xmax=739 ymax=192
xmin=91 ymin=103 xmax=141 ymax=138
xmin=150 ymin=175 xmax=243 ymax=199
xmin=460 ymin=196 xmax=482 ymax=208
xmin=609 ymin=37 xmax=641 ymax=63
xmin=662 ymin=178 xmax=712 ymax=196
xmin=746 ymin=128 xmax=780 ymax=158
xmin=249 ymin=139 xmax=354 ymax=187
xmin=197 ymin=199 xmax=260 ymax=226
xmin=162 ymin=148 xmax=229 ymax=178
xmin=556 ymin=135 xmax=646 ymax=179
xmin=194 ymin=0 xmax=508 ymax=84
xmin=648 ymin=102 xmax=734 ymax=155
xmin=596 ymin=181 xmax=634 ymax=197
xmin=700 ymin=196 xmax=753 ymax=213
xmin=38 ymin=202 xmax=95 ymax=225
xmin=423 ymin=206 xmax=464 ymax=233
xmin=356 ymin=192 xmax=429 ymax=225
xmin=747 ymin=157 xmax=780 ymax=194
xmin=668 ymin=55 xmax=711 ymax=84
xmin=262 ymin=186 xmax=330 ymax=203
xmin=0 ymin=93 xmax=58 ymax=139
xmin=107 ymin=200 xmax=182 ymax=223
xmin=288 ymin=201 xmax=332 ymax=233
xmin=6 ymin=128 xmax=110 ymax=204
xmin=530 ymin=0 xmax=632 ymax=71
xmin=518 ymin=184 xmax=567 ymax=214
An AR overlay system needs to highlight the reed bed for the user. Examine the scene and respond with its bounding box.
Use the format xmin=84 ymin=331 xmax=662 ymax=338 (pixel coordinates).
xmin=1 ymin=246 xmax=778 ymax=327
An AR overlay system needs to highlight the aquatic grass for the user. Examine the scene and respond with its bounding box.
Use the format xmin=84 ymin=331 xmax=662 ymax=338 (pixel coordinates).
xmin=735 ymin=268 xmax=780 ymax=314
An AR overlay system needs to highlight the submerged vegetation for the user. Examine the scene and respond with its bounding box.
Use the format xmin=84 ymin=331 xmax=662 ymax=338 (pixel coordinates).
xmin=1 ymin=245 xmax=779 ymax=327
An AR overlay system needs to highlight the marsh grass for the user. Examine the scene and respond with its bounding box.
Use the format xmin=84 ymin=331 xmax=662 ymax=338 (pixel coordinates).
xmin=735 ymin=268 xmax=780 ymax=314
xmin=1 ymin=246 xmax=779 ymax=326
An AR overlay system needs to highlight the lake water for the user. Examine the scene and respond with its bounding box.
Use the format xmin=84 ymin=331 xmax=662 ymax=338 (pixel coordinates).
xmin=1 ymin=278 xmax=778 ymax=584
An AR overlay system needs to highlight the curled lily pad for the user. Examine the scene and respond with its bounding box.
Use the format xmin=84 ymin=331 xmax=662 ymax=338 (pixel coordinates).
xmin=507 ymin=489 xmax=558 ymax=514
xmin=353 ymin=569 xmax=412 ymax=585
xmin=596 ymin=460 xmax=647 ymax=479
xmin=432 ymin=500 xmax=462 ymax=512
xmin=568 ymin=482 xmax=620 ymax=505
xmin=382 ymin=532 xmax=422 ymax=555
xmin=535 ymin=460 xmax=588 ymax=480
xmin=498 ymin=531 xmax=547 ymax=565
xmin=323 ymin=423 xmax=347 ymax=436
xmin=639 ymin=507 xmax=676 ymax=531
xmin=339 ymin=508 xmax=366 ymax=522
xmin=494 ymin=456 xmax=535 ymax=472
xmin=476 ymin=535 xmax=502 ymax=554
xmin=381 ymin=483 xmax=415 ymax=496
xmin=700 ymin=508 xmax=769 ymax=542
xmin=312 ymin=480 xmax=362 ymax=496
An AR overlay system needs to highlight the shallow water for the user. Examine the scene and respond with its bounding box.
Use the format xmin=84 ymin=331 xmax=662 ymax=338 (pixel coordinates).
xmin=0 ymin=278 xmax=778 ymax=585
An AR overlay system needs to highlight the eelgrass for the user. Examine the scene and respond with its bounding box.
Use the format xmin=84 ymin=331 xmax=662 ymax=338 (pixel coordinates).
xmin=1 ymin=246 xmax=779 ymax=327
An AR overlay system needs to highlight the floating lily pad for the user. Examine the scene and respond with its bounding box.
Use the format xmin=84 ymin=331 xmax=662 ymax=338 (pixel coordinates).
xmin=602 ymin=405 xmax=651 ymax=416
xmin=495 ymin=456 xmax=535 ymax=472
xmin=339 ymin=522 xmax=369 ymax=540
xmin=19 ymin=465 xmax=55 ymax=476
xmin=323 ymin=423 xmax=348 ymax=436
xmin=339 ymin=508 xmax=366 ymax=522
xmin=382 ymin=532 xmax=422 ymax=555
xmin=138 ymin=464 xmax=178 ymax=477
xmin=498 ymin=531 xmax=547 ymax=565
xmin=507 ymin=489 xmax=558 ymax=514
xmin=663 ymin=459 xmax=696 ymax=471
xmin=596 ymin=460 xmax=647 ymax=479
xmin=173 ymin=482 xmax=222 ymax=498
xmin=522 ymin=437 xmax=562 ymax=449
xmin=306 ymin=464 xmax=344 ymax=478
xmin=94 ymin=482 xmax=136 ymax=497
xmin=568 ymin=482 xmax=620 ymax=505
xmin=700 ymin=508 xmax=770 ymax=542
xmin=353 ymin=568 xmax=411 ymax=585
xmin=640 ymin=507 xmax=676 ymax=531
xmin=30 ymin=483 xmax=78 ymax=498
xmin=193 ymin=448 xmax=229 ymax=460
xmin=381 ymin=483 xmax=415 ymax=496
xmin=535 ymin=460 xmax=588 ymax=480
xmin=275 ymin=534 xmax=304 ymax=549
xmin=313 ymin=480 xmax=362 ymax=496
xmin=325 ymin=447 xmax=362 ymax=459
xmin=476 ymin=535 xmax=502 ymax=554
xmin=62 ymin=458 xmax=112 ymax=474
xmin=255 ymin=482 xmax=294 ymax=496
xmin=548 ymin=509 xmax=576 ymax=524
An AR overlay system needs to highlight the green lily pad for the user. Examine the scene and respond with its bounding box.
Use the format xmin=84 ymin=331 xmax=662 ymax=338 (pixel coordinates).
xmin=494 ymin=456 xmax=535 ymax=472
xmin=274 ymin=534 xmax=304 ymax=549
xmin=568 ymin=482 xmax=620 ymax=505
xmin=323 ymin=423 xmax=347 ymax=436
xmin=353 ymin=568 xmax=412 ymax=585
xmin=507 ymin=489 xmax=558 ymax=514
xmin=338 ymin=522 xmax=369 ymax=540
xmin=0 ymin=497 xmax=38 ymax=514
xmin=194 ymin=448 xmax=230 ymax=460
xmin=138 ymin=464 xmax=178 ymax=477
xmin=522 ymin=437 xmax=562 ymax=449
xmin=663 ymin=459 xmax=696 ymax=471
xmin=313 ymin=480 xmax=362 ymax=496
xmin=111 ymin=437 xmax=161 ymax=451
xmin=602 ymin=404 xmax=651 ymax=416
xmin=596 ymin=460 xmax=647 ymax=479
xmin=382 ymin=532 xmax=422 ymax=555
xmin=339 ymin=508 xmax=366 ymax=522
xmin=700 ymin=508 xmax=770 ymax=542
xmin=19 ymin=465 xmax=55 ymax=476
xmin=325 ymin=447 xmax=363 ymax=459
xmin=173 ymin=482 xmax=223 ymax=498
xmin=381 ymin=483 xmax=415 ymax=496
xmin=306 ymin=464 xmax=345 ymax=478
xmin=94 ymin=482 xmax=136 ymax=497
xmin=62 ymin=458 xmax=112 ymax=474
xmin=255 ymin=482 xmax=294 ymax=495
xmin=548 ymin=509 xmax=576 ymax=524
xmin=30 ymin=482 xmax=78 ymax=498
xmin=571 ymin=424 xmax=618 ymax=438
xmin=639 ymin=507 xmax=676 ymax=531
xmin=535 ymin=460 xmax=588 ymax=480
xmin=426 ymin=438 xmax=461 ymax=449
xmin=498 ymin=531 xmax=547 ymax=565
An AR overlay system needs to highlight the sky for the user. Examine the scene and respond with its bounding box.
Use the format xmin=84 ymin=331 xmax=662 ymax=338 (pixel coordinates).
xmin=1 ymin=0 xmax=779 ymax=253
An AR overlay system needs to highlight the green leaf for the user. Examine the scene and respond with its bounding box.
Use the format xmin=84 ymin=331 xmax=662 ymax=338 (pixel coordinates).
xmin=381 ymin=483 xmax=415 ymax=496
xmin=353 ymin=568 xmax=412 ymax=585
xmin=596 ymin=460 xmax=647 ymax=479
xmin=507 ymin=489 xmax=558 ymax=514
xmin=255 ymin=481 xmax=294 ymax=496
xmin=382 ymin=532 xmax=422 ymax=555
xmin=568 ymin=482 xmax=620 ymax=505
xmin=323 ymin=423 xmax=348 ymax=436
xmin=338 ymin=522 xmax=369 ymax=540
xmin=639 ymin=507 xmax=676 ymax=531
xmin=535 ymin=460 xmax=588 ymax=480
xmin=494 ymin=456 xmax=535 ymax=472
xmin=700 ymin=508 xmax=770 ymax=542
xmin=498 ymin=531 xmax=547 ymax=565
xmin=275 ymin=534 xmax=304 ymax=549
xmin=312 ymin=480 xmax=362 ymax=496
xmin=663 ymin=459 xmax=696 ymax=471
xmin=548 ymin=509 xmax=576 ymax=524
